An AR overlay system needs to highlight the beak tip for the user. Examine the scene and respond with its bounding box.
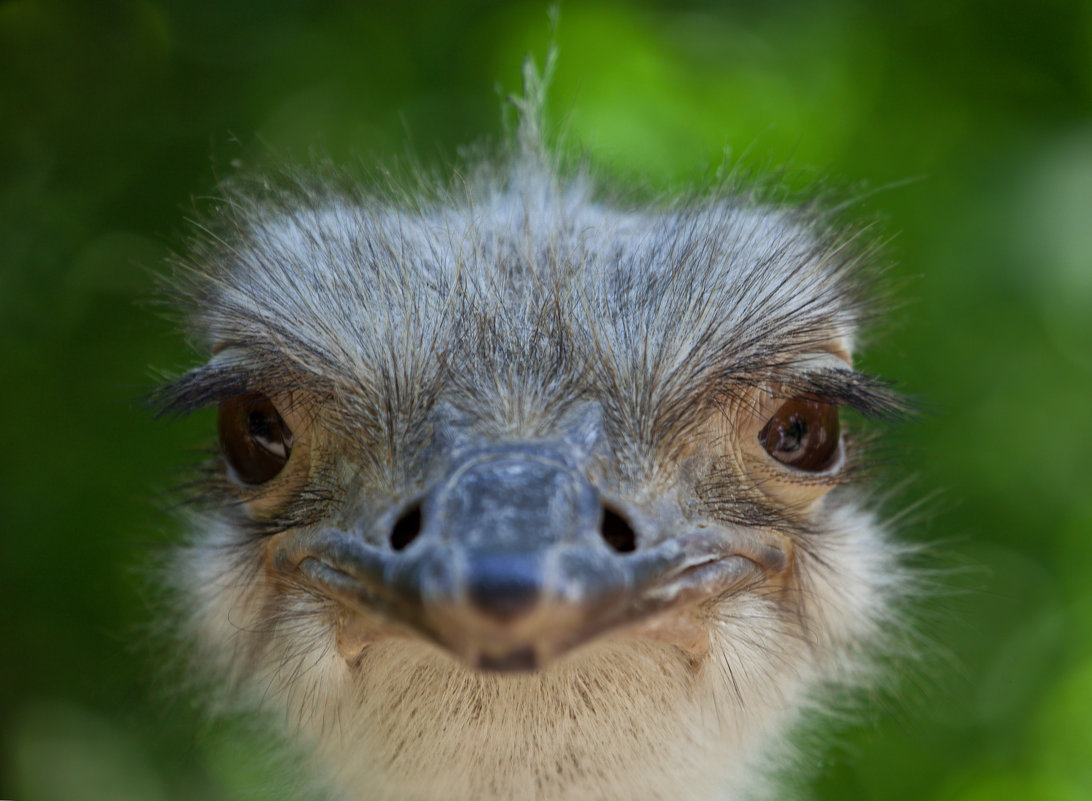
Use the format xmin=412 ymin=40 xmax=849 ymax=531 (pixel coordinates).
xmin=465 ymin=554 xmax=545 ymax=623
xmin=474 ymin=645 xmax=541 ymax=672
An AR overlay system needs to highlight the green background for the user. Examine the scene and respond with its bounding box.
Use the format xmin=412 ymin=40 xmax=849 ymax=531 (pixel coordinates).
xmin=2 ymin=1 xmax=1091 ymax=799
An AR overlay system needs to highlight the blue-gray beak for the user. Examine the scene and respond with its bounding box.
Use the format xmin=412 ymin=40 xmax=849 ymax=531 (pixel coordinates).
xmin=281 ymin=445 xmax=786 ymax=671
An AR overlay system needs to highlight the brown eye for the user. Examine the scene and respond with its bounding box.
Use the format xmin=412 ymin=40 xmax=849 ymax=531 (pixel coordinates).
xmin=758 ymin=398 xmax=840 ymax=472
xmin=218 ymin=392 xmax=294 ymax=485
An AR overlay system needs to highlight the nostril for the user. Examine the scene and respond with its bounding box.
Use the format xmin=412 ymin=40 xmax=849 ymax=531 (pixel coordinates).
xmin=389 ymin=504 xmax=422 ymax=551
xmin=599 ymin=506 xmax=637 ymax=553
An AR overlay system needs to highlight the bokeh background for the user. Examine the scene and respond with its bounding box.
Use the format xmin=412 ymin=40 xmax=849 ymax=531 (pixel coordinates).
xmin=2 ymin=1 xmax=1091 ymax=799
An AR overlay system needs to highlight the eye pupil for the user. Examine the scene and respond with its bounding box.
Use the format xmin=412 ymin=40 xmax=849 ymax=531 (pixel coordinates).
xmin=219 ymin=392 xmax=293 ymax=484
xmin=781 ymin=417 xmax=806 ymax=452
xmin=248 ymin=409 xmax=288 ymax=459
xmin=759 ymin=398 xmax=839 ymax=472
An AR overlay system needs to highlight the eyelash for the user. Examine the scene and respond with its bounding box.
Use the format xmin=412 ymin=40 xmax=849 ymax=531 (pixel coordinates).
xmin=775 ymin=369 xmax=912 ymax=421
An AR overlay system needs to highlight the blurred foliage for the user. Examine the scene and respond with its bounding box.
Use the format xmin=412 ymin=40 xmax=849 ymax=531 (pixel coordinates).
xmin=2 ymin=0 xmax=1091 ymax=799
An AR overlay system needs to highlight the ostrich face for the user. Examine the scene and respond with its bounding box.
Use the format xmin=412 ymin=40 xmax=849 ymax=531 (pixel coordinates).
xmin=161 ymin=167 xmax=908 ymax=801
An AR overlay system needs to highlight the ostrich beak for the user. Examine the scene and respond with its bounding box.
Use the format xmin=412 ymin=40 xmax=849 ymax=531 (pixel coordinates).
xmin=281 ymin=446 xmax=786 ymax=671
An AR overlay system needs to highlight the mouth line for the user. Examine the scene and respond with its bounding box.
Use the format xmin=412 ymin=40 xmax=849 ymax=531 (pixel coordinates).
xmin=293 ymin=543 xmax=772 ymax=670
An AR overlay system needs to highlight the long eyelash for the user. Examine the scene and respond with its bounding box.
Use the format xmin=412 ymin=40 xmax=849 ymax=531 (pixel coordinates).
xmin=777 ymin=367 xmax=914 ymax=420
xmin=149 ymin=365 xmax=254 ymax=418
xmin=149 ymin=364 xmax=325 ymax=418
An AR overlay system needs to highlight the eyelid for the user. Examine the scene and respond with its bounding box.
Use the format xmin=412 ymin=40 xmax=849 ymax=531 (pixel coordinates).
xmin=754 ymin=356 xmax=850 ymax=417
xmin=207 ymin=346 xmax=256 ymax=371
xmin=783 ymin=351 xmax=853 ymax=375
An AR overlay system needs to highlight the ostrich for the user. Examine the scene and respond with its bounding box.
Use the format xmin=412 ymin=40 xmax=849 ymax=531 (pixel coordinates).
xmin=157 ymin=94 xmax=911 ymax=801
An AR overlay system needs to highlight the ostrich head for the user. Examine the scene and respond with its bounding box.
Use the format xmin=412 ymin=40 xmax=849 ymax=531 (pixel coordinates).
xmin=158 ymin=118 xmax=910 ymax=801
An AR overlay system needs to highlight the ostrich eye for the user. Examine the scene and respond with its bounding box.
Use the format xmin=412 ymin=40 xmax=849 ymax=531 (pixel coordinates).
xmin=218 ymin=392 xmax=294 ymax=484
xmin=758 ymin=398 xmax=840 ymax=471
